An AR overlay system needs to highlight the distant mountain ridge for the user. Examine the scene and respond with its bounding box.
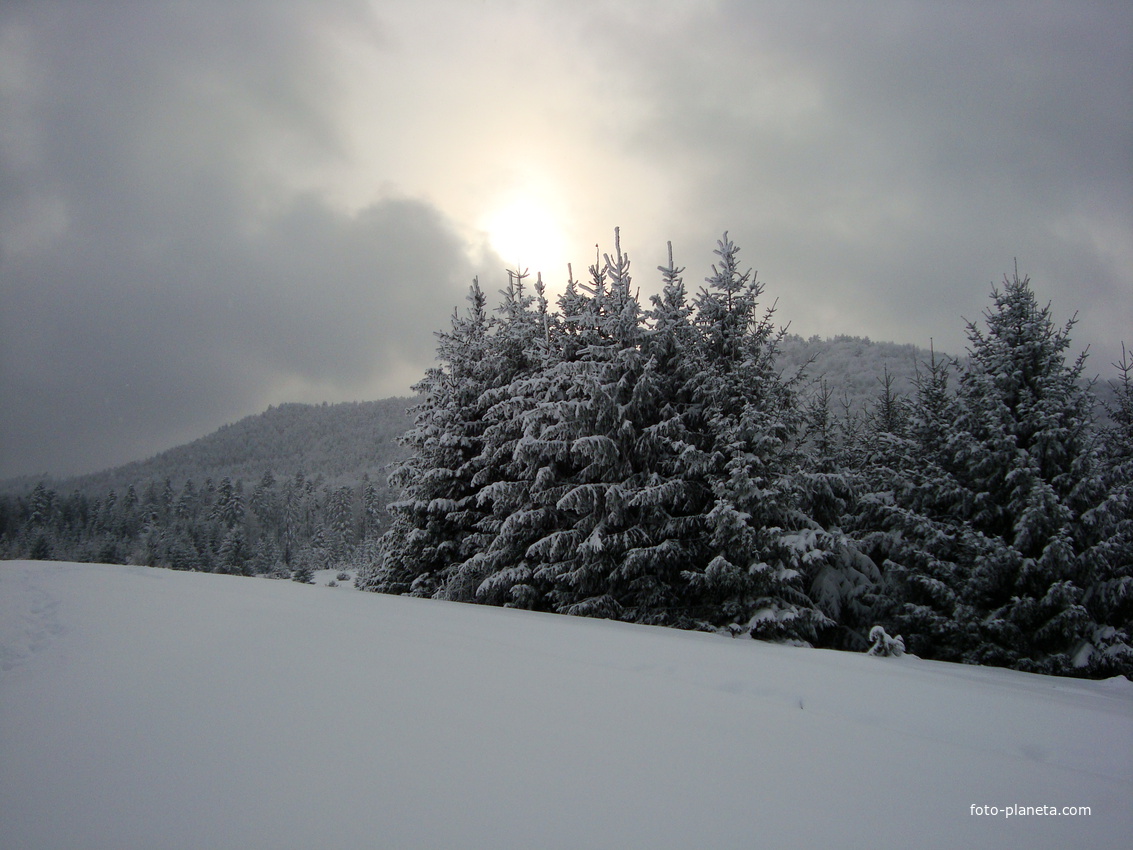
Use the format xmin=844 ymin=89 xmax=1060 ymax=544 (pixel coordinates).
xmin=1 ymin=335 xmax=963 ymax=497
xmin=778 ymin=333 xmax=944 ymax=410
xmin=1 ymin=397 xmax=416 ymax=496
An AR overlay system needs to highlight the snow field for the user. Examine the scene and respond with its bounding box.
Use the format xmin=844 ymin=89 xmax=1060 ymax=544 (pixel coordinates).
xmin=1 ymin=560 xmax=1130 ymax=849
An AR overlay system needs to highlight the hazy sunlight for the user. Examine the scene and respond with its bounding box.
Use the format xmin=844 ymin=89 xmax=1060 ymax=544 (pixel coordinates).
xmin=482 ymin=195 xmax=567 ymax=280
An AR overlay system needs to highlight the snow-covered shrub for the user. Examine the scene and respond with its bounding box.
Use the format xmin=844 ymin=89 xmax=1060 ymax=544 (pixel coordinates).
xmin=867 ymin=625 xmax=905 ymax=657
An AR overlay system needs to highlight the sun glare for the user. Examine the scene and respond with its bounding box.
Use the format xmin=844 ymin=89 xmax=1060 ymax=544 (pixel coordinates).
xmin=482 ymin=196 xmax=567 ymax=280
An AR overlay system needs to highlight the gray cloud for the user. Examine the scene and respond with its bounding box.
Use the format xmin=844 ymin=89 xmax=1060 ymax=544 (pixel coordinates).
xmin=576 ymin=0 xmax=1132 ymax=353
xmin=0 ymin=1 xmax=488 ymax=477
xmin=1 ymin=186 xmax=482 ymax=477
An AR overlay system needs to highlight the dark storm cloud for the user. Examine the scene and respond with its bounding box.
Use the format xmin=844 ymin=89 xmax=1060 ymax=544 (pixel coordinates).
xmin=2 ymin=191 xmax=476 ymax=477
xmin=0 ymin=1 xmax=483 ymax=478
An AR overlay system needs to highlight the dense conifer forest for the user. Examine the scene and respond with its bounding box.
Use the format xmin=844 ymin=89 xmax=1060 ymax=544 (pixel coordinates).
xmin=0 ymin=401 xmax=413 ymax=578
xmin=360 ymin=232 xmax=1131 ymax=677
xmin=4 ymin=232 xmax=1130 ymax=677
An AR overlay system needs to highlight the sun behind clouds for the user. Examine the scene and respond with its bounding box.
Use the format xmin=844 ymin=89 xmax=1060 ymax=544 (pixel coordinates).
xmin=482 ymin=194 xmax=568 ymax=281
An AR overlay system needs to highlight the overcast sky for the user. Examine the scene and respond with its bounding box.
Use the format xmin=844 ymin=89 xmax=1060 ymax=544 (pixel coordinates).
xmin=2 ymin=0 xmax=1130 ymax=479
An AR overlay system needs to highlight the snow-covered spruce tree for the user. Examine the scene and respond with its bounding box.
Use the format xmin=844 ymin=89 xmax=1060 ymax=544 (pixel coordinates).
xmin=463 ymin=236 xmax=638 ymax=614
xmin=217 ymin=526 xmax=251 ymax=575
xmin=1077 ymin=345 xmax=1133 ymax=674
xmin=856 ymin=346 xmax=989 ymax=661
xmin=249 ymin=470 xmax=278 ymax=547
xmin=609 ymin=241 xmax=723 ymax=624
xmin=871 ymin=366 xmax=909 ymax=439
xmin=954 ymin=272 xmax=1122 ymax=673
xmin=480 ymin=231 xmax=721 ymax=621
xmin=280 ymin=473 xmax=305 ymax=567
xmin=360 ymin=474 xmax=382 ymax=541
xmin=423 ymin=268 xmax=550 ymax=605
xmin=870 ymin=272 xmax=1130 ymax=675
xmin=790 ymin=377 xmax=885 ymax=652
xmin=679 ymin=234 xmax=830 ymax=643
xmin=359 ymin=278 xmax=501 ymax=596
xmin=211 ymin=477 xmax=245 ymax=530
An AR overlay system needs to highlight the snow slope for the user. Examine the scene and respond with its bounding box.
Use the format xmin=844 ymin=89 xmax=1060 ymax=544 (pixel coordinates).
xmin=1 ymin=561 xmax=1129 ymax=850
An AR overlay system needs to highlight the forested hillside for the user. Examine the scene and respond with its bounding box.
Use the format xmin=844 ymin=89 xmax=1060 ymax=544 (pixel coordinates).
xmin=0 ymin=399 xmax=413 ymax=576
xmin=2 ymin=397 xmax=415 ymax=496
xmin=779 ymin=335 xmax=943 ymax=411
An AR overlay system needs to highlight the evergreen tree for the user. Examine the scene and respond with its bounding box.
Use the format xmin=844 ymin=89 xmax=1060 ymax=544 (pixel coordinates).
xmin=858 ymin=346 xmax=981 ymax=660
xmin=872 ymin=367 xmax=909 ymax=438
xmin=281 ymin=475 xmax=302 ymax=566
xmin=1078 ymin=345 xmax=1133 ymax=673
xmin=118 ymin=485 xmax=140 ymax=539
xmin=167 ymin=529 xmax=201 ymax=571
xmin=250 ymin=470 xmax=278 ymax=541
xmin=28 ymin=482 xmax=57 ymax=530
xmin=440 ymin=266 xmax=569 ymax=607
xmin=494 ymin=229 xmax=672 ymax=618
xmin=324 ymin=485 xmax=354 ymax=562
xmin=176 ymin=480 xmax=198 ymax=523
xmin=791 ymin=381 xmax=881 ymax=650
xmin=364 ymin=277 xmax=514 ymax=597
xmin=871 ymin=271 xmax=1130 ymax=674
xmin=212 ymin=477 xmax=245 ymax=530
xmin=678 ymin=234 xmax=830 ymax=642
xmin=216 ymin=526 xmax=250 ymax=575
xmin=360 ymin=475 xmax=382 ymax=541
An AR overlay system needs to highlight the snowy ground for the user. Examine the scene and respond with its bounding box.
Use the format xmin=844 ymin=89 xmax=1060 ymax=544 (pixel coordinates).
xmin=1 ymin=561 xmax=1130 ymax=850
